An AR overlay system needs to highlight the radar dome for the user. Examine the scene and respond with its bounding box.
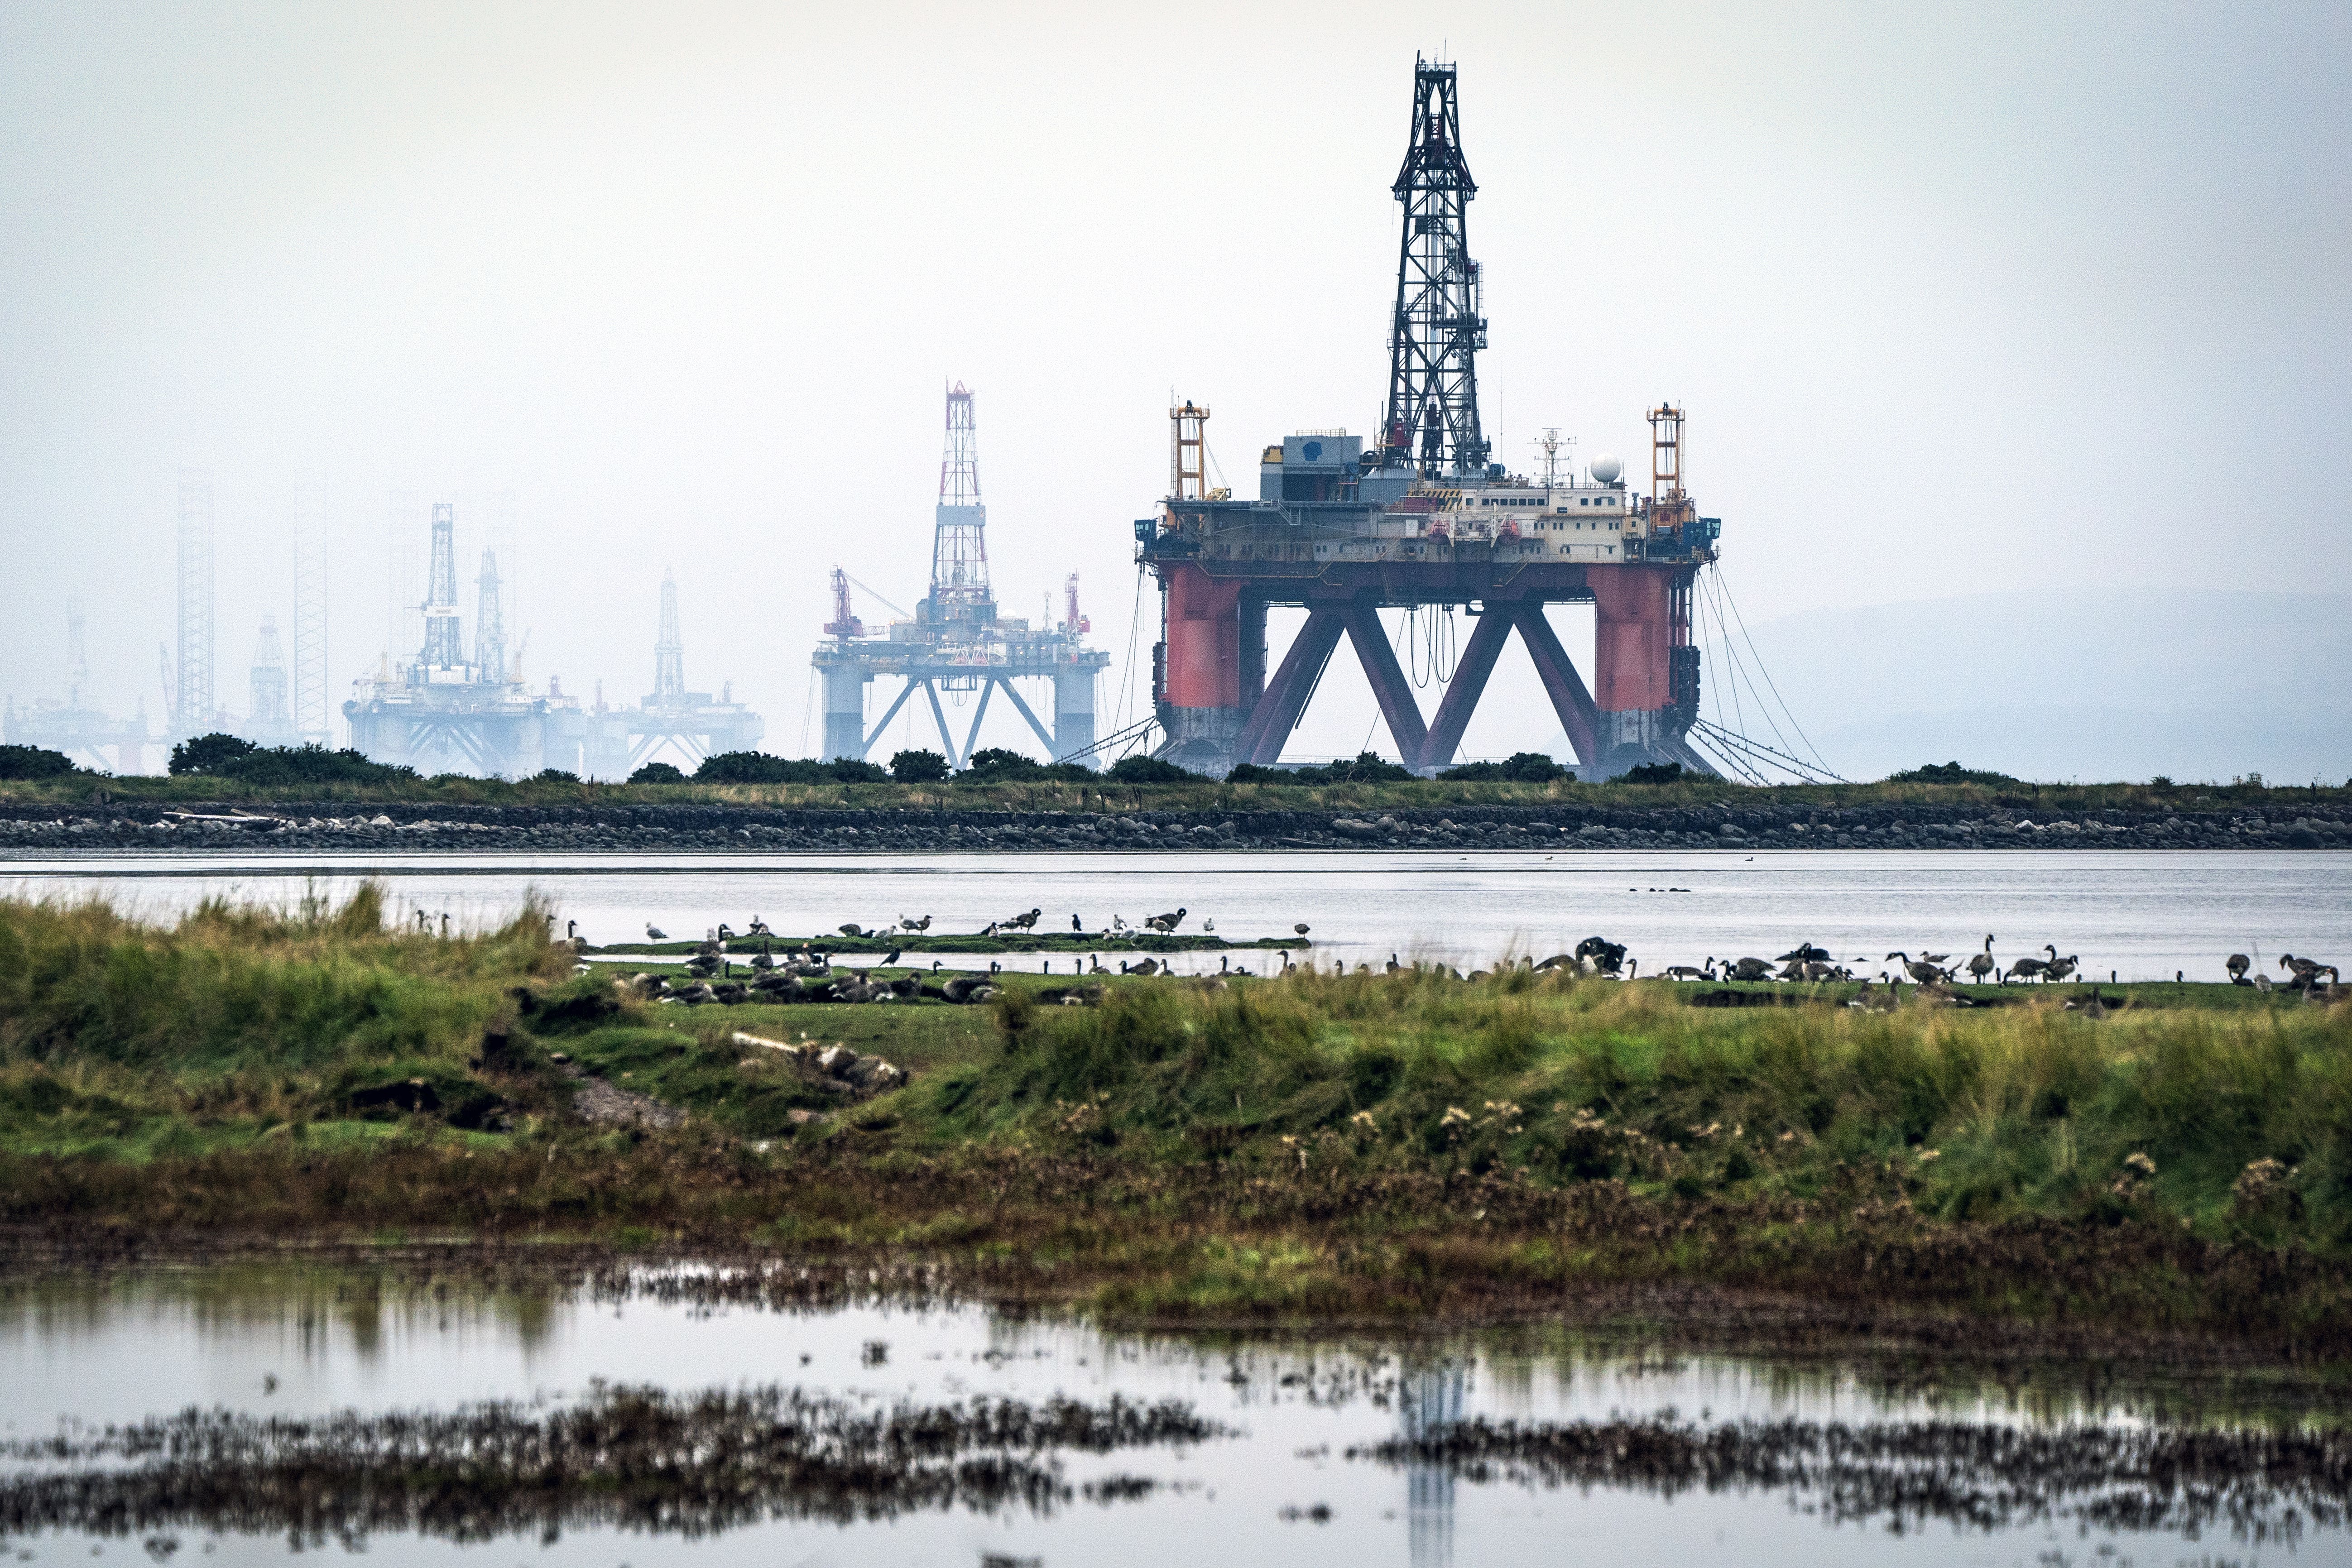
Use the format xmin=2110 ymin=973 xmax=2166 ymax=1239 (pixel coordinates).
xmin=1589 ymin=454 xmax=1622 ymax=485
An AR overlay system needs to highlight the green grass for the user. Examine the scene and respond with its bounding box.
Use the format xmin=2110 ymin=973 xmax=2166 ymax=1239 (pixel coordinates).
xmin=4 ymin=888 xmax=2350 ymax=1343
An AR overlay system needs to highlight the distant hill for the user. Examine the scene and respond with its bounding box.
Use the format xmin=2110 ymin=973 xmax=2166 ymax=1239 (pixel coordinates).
xmin=1733 ymin=589 xmax=2352 ymax=785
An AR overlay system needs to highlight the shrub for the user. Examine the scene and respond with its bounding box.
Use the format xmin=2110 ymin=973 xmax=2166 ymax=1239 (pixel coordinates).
xmin=630 ymin=762 xmax=687 ymax=784
xmin=1229 ymin=753 xmax=1411 ymax=786
xmin=0 ymin=744 xmax=77 ymax=781
xmin=168 ymin=733 xmax=257 ymax=775
xmin=1437 ymin=751 xmax=1573 ymax=783
xmin=890 ymin=750 xmax=950 ymax=783
xmin=1105 ymin=755 xmax=1199 ymax=784
xmin=534 ymin=768 xmax=581 ymax=783
xmin=1618 ymin=762 xmax=1684 ymax=785
xmin=1887 ymin=761 xmax=2022 ymax=786
xmin=695 ymin=752 xmax=790 ymax=784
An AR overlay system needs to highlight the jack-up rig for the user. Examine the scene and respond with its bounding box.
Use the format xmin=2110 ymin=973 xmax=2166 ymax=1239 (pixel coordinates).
xmin=815 ymin=384 xmax=1110 ymax=767
xmin=1133 ymin=57 xmax=1721 ymax=781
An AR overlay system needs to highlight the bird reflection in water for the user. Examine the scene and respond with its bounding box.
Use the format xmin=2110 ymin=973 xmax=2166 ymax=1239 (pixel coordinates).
xmin=1401 ymin=1361 xmax=1465 ymax=1568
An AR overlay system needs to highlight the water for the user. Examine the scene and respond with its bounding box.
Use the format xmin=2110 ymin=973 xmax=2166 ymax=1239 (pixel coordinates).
xmin=5 ymin=849 xmax=2347 ymax=981
xmin=3 ymin=1263 xmax=2343 ymax=1566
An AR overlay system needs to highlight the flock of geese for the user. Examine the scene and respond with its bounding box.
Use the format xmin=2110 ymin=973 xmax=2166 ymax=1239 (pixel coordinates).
xmin=613 ymin=911 xmax=2340 ymax=1012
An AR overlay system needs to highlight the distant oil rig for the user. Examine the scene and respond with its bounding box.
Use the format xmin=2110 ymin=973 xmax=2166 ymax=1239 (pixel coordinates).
xmin=344 ymin=505 xmax=760 ymax=778
xmin=813 ymin=384 xmax=1110 ymax=767
xmin=1133 ymin=57 xmax=1722 ymax=780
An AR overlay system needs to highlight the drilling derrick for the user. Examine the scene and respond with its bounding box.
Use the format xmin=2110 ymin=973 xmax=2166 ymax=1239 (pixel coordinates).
xmin=475 ymin=551 xmax=509 ymax=688
xmin=5 ymin=597 xmax=150 ymax=772
xmin=1382 ymin=58 xmax=1488 ymax=476
xmin=1135 ymin=55 xmax=1719 ymax=780
xmin=812 ymin=382 xmax=1109 ymax=768
xmin=652 ymin=570 xmax=685 ymax=704
xmin=245 ymin=615 xmax=297 ymax=746
xmin=925 ymin=384 xmax=993 ymax=628
xmin=576 ymin=568 xmax=763 ymax=776
xmin=173 ymin=470 xmax=216 ymax=737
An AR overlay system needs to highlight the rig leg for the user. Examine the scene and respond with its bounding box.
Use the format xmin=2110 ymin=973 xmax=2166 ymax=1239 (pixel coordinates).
xmin=921 ymin=680 xmax=960 ymax=767
xmin=1344 ymin=603 xmax=1428 ymax=764
xmin=1416 ymin=604 xmax=1514 ymax=772
xmin=1235 ymin=606 xmax=1345 ymax=766
xmin=823 ymin=662 xmax=869 ymax=760
xmin=1509 ymin=604 xmax=1601 ymax=770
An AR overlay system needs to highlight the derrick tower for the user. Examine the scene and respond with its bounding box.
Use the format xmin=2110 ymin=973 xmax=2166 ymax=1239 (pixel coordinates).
xmin=173 ymin=470 xmax=215 ymax=735
xmin=475 ymin=550 xmax=508 ymax=686
xmin=421 ymin=503 xmax=465 ymax=672
xmin=923 ymin=384 xmax=993 ymax=629
xmin=247 ymin=614 xmax=295 ymax=743
xmin=1382 ymin=57 xmax=1487 ymax=477
xmin=652 ymin=570 xmax=685 ymax=704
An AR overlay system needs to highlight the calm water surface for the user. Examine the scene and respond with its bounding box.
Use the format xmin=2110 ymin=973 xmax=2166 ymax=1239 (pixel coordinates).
xmin=4 ymin=1265 xmax=2342 ymax=1567
xmin=5 ymin=849 xmax=2347 ymax=981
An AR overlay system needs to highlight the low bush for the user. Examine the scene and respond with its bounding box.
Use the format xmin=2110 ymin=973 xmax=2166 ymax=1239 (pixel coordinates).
xmin=0 ymin=744 xmax=76 ymax=781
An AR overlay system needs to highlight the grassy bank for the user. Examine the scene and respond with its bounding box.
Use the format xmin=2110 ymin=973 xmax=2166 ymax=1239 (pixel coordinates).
xmin=3 ymin=889 xmax=2348 ymax=1347
xmin=5 ymin=770 xmax=2345 ymax=818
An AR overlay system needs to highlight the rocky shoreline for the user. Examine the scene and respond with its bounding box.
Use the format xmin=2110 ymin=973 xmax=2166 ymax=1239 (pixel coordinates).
xmin=2 ymin=800 xmax=2345 ymax=853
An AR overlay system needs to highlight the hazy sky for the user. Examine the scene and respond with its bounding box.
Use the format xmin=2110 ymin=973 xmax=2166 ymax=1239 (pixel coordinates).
xmin=2 ymin=1 xmax=2345 ymax=772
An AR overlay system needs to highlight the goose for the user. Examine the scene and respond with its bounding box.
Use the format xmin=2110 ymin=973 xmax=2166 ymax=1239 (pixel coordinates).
xmin=1128 ymin=957 xmax=1163 ymax=976
xmin=1663 ymin=964 xmax=1709 ymax=980
xmin=2005 ymin=953 xmax=2048 ymax=983
xmin=2042 ymin=945 xmax=2079 ymax=983
xmin=748 ymin=916 xmax=772 ymax=937
xmin=646 ymin=922 xmax=669 ymax=942
xmin=750 ymin=941 xmax=776 ymax=972
xmin=1385 ymin=953 xmax=1402 ymax=973
xmin=2281 ymin=954 xmax=2329 ymax=988
xmin=1919 ymin=951 xmax=1953 ymax=969
xmin=1574 ymin=936 xmax=1628 ymax=974
xmin=439 ymin=912 xmax=452 ymax=939
xmin=2226 ymin=953 xmax=2251 ymax=983
xmin=566 ymin=919 xmax=580 ymax=940
xmin=1887 ymin=951 xmax=1949 ymax=985
xmin=717 ymin=922 xmax=739 ymax=941
xmin=2252 ymin=972 xmax=2273 ymax=994
xmin=2065 ymin=987 xmax=2110 ymax=1019
xmin=1090 ymin=954 xmax=1109 ymax=973
xmin=1145 ymin=908 xmax=1188 ymax=932
xmin=1002 ymin=908 xmax=1043 ymax=931
xmin=1776 ymin=943 xmax=1831 ymax=964
xmin=712 ymin=981 xmax=749 ymax=1006
xmin=1726 ymin=956 xmax=1774 ymax=982
xmin=676 ymin=981 xmax=717 ymax=1005
xmin=1966 ymin=936 xmax=1997 ymax=983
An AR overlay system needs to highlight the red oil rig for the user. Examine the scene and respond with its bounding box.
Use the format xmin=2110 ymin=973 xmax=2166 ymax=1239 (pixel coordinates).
xmin=1137 ymin=57 xmax=1720 ymax=780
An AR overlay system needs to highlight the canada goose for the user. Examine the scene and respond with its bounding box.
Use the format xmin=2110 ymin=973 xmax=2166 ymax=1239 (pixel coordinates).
xmin=1145 ymin=908 xmax=1188 ymax=932
xmin=1776 ymin=943 xmax=1830 ymax=964
xmin=1001 ymin=908 xmax=1042 ymax=931
xmin=2005 ymin=954 xmax=2048 ymax=983
xmin=2066 ymin=987 xmax=2110 ymax=1019
xmin=1920 ymin=952 xmax=1953 ymax=969
xmin=1727 ymin=956 xmax=1774 ymax=982
xmin=676 ymin=981 xmax=717 ymax=1005
xmin=1967 ymin=936 xmax=1997 ymax=983
xmin=646 ymin=923 xmax=668 ymax=942
xmin=713 ymin=981 xmax=749 ymax=1005
xmin=2226 ymin=953 xmax=2251 ymax=983
xmin=566 ymin=919 xmax=579 ymax=940
xmin=439 ymin=912 xmax=452 ymax=939
xmin=1090 ymin=954 xmax=1108 ymax=973
xmin=2043 ymin=946 xmax=2079 ymax=983
xmin=717 ymin=923 xmax=739 ymax=941
xmin=1385 ymin=953 xmax=1401 ymax=973
xmin=1574 ymin=936 xmax=1628 ymax=974
xmin=1887 ymin=951 xmax=1949 ymax=985
xmin=1294 ymin=923 xmax=1310 ymax=936
xmin=1220 ymin=955 xmax=1230 ymax=973
xmin=2281 ymin=954 xmax=2329 ymax=988
xmin=1128 ymin=957 xmax=1162 ymax=976
xmin=750 ymin=942 xmax=775 ymax=971
xmin=696 ymin=935 xmax=722 ymax=957
xmin=1663 ymin=964 xmax=1709 ymax=980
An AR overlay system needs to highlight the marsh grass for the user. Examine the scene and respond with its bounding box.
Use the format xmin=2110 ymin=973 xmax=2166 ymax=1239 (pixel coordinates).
xmin=4 ymin=891 xmax=2351 ymax=1343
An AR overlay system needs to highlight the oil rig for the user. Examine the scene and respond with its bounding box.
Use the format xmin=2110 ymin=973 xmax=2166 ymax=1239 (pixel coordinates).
xmin=815 ymin=384 xmax=1110 ymax=767
xmin=344 ymin=503 xmax=579 ymax=777
xmin=3 ymin=598 xmax=152 ymax=773
xmin=575 ymin=571 xmax=765 ymax=778
xmin=1138 ymin=57 xmax=1720 ymax=780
